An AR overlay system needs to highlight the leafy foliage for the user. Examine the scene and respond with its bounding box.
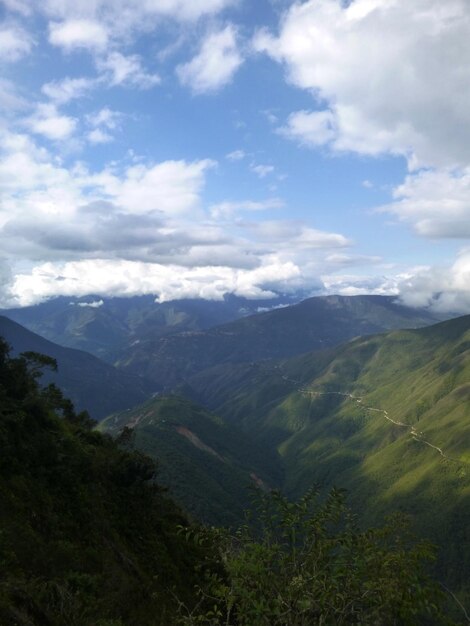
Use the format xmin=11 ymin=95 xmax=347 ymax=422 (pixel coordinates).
xmin=177 ymin=489 xmax=454 ymax=625
xmin=0 ymin=338 xmax=207 ymax=625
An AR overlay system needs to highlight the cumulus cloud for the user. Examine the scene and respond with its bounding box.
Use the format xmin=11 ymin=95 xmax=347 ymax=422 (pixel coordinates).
xmin=279 ymin=110 xmax=337 ymax=147
xmin=395 ymin=252 xmax=470 ymax=313
xmin=25 ymin=103 xmax=77 ymax=141
xmin=226 ymin=149 xmax=246 ymax=161
xmin=250 ymin=164 xmax=274 ymax=178
xmin=86 ymin=128 xmax=113 ymax=144
xmin=210 ymin=197 xmax=284 ymax=219
xmin=177 ymin=25 xmax=243 ymax=94
xmin=97 ymin=52 xmax=160 ymax=88
xmin=84 ymin=107 xmax=123 ymax=143
xmin=49 ymin=19 xmax=109 ymax=51
xmin=379 ymin=167 xmax=470 ymax=238
xmin=75 ymin=299 xmax=104 ymax=308
xmin=0 ymin=78 xmax=27 ymax=112
xmin=9 ymin=258 xmax=302 ymax=306
xmin=255 ymin=0 xmax=470 ymax=169
xmin=41 ymin=0 xmax=236 ymax=23
xmin=90 ymin=158 xmax=216 ymax=215
xmin=0 ymin=23 xmax=33 ymax=61
xmin=42 ymin=76 xmax=96 ymax=103
xmin=0 ymin=128 xmax=358 ymax=306
xmin=244 ymin=221 xmax=350 ymax=251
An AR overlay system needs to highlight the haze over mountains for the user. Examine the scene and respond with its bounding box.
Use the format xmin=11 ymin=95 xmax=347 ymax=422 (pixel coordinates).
xmin=0 ymin=293 xmax=303 ymax=363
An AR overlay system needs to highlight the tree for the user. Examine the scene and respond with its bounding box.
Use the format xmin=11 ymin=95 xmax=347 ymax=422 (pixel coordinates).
xmin=178 ymin=488 xmax=455 ymax=625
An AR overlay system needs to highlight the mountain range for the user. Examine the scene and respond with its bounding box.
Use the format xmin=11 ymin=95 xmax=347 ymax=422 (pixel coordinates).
xmin=115 ymin=294 xmax=443 ymax=389
xmin=0 ymin=293 xmax=303 ymax=363
xmin=1 ymin=293 xmax=469 ymax=607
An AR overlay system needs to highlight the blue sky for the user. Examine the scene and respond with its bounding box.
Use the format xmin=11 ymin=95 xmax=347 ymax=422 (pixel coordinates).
xmin=1 ymin=0 xmax=470 ymax=312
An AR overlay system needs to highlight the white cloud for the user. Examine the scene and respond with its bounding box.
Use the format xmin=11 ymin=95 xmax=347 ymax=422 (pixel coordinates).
xmin=42 ymin=76 xmax=96 ymax=103
xmin=87 ymin=128 xmax=113 ymax=144
xmin=84 ymin=107 xmax=122 ymax=143
xmin=9 ymin=258 xmax=302 ymax=306
xmin=91 ymin=158 xmax=216 ymax=215
xmin=41 ymin=0 xmax=236 ymax=23
xmin=380 ymin=167 xmax=470 ymax=238
xmin=177 ymin=25 xmax=243 ymax=94
xmin=0 ymin=130 xmax=361 ymax=308
xmin=255 ymin=0 xmax=470 ymax=169
xmin=25 ymin=103 xmax=77 ymax=141
xmin=245 ymin=221 xmax=350 ymax=250
xmin=0 ymin=78 xmax=27 ymax=112
xmin=210 ymin=197 xmax=284 ymax=219
xmin=97 ymin=52 xmax=160 ymax=88
xmin=75 ymin=299 xmax=104 ymax=308
xmin=226 ymin=149 xmax=246 ymax=161
xmin=251 ymin=164 xmax=274 ymax=178
xmin=86 ymin=107 xmax=122 ymax=129
xmin=0 ymin=23 xmax=32 ymax=61
xmin=49 ymin=19 xmax=108 ymax=51
xmin=0 ymin=0 xmax=32 ymax=14
xmin=395 ymin=251 xmax=470 ymax=313
xmin=279 ymin=110 xmax=336 ymax=147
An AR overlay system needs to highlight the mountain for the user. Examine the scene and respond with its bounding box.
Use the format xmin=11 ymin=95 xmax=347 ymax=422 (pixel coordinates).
xmin=179 ymin=314 xmax=470 ymax=600
xmin=99 ymin=395 xmax=283 ymax=526
xmin=0 ymin=338 xmax=452 ymax=625
xmin=117 ymin=295 xmax=442 ymax=388
xmin=0 ymin=293 xmax=302 ymax=363
xmin=0 ymin=315 xmax=154 ymax=420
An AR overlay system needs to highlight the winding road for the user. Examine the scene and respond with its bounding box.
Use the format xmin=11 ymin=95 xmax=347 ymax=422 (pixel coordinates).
xmin=275 ymin=368 xmax=466 ymax=465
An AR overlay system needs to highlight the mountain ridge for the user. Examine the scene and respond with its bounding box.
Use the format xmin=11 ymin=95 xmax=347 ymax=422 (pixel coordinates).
xmin=0 ymin=315 xmax=155 ymax=420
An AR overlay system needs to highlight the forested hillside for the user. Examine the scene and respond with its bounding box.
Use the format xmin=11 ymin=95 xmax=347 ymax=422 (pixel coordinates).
xmin=100 ymin=395 xmax=283 ymax=526
xmin=181 ymin=315 xmax=470 ymax=604
xmin=0 ymin=338 xmax=205 ymax=625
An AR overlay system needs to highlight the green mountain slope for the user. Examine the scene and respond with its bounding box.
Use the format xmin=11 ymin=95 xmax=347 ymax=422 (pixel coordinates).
xmin=0 ymin=315 xmax=154 ymax=420
xmin=180 ymin=315 xmax=470 ymax=599
xmin=99 ymin=395 xmax=283 ymax=526
xmin=117 ymin=295 xmax=441 ymax=388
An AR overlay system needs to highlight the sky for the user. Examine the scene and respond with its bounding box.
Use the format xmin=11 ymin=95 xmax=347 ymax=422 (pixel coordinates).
xmin=1 ymin=0 xmax=470 ymax=312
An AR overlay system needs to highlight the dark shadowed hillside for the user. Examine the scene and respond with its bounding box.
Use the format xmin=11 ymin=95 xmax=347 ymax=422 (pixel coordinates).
xmin=0 ymin=315 xmax=154 ymax=420
xmin=117 ymin=295 xmax=442 ymax=388
xmin=100 ymin=395 xmax=283 ymax=526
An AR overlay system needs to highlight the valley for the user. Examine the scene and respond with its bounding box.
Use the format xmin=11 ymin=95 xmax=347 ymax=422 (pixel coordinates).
xmin=1 ymin=294 xmax=469 ymax=618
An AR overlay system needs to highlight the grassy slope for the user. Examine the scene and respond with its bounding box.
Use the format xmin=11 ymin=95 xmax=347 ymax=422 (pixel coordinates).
xmin=99 ymin=396 xmax=283 ymax=527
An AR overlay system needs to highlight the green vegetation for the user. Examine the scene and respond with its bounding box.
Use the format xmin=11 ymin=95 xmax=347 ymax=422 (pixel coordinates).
xmin=177 ymin=489 xmax=454 ymax=625
xmin=100 ymin=395 xmax=283 ymax=527
xmin=0 ymin=334 xmax=461 ymax=624
xmin=181 ymin=315 xmax=470 ymax=607
xmin=0 ymin=338 xmax=206 ymax=625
